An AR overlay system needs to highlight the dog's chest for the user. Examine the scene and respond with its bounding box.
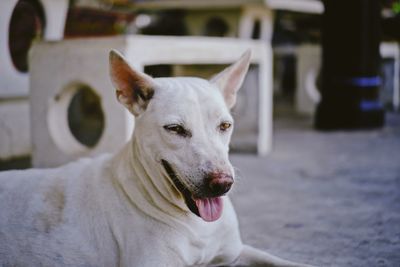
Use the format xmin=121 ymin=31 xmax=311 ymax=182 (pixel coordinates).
xmin=149 ymin=217 xmax=242 ymax=266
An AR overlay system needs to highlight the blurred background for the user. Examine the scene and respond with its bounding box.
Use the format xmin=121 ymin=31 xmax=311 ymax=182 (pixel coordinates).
xmin=0 ymin=0 xmax=399 ymax=266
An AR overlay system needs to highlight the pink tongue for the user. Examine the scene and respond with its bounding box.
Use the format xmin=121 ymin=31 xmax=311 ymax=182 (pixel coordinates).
xmin=195 ymin=197 xmax=223 ymax=222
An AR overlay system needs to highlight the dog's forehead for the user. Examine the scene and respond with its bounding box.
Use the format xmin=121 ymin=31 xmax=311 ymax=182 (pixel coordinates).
xmin=151 ymin=77 xmax=228 ymax=116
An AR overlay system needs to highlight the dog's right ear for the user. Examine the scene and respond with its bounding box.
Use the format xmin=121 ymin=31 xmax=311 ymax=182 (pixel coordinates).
xmin=109 ymin=50 xmax=155 ymax=116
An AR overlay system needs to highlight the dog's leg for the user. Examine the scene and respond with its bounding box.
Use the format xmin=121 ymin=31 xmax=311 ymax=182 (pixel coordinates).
xmin=232 ymin=245 xmax=316 ymax=267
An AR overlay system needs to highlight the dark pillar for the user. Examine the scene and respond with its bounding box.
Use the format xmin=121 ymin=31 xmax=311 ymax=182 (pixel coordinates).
xmin=315 ymin=0 xmax=385 ymax=130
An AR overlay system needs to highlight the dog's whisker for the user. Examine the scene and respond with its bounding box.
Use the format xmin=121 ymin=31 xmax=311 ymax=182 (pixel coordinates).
xmin=233 ymin=167 xmax=244 ymax=182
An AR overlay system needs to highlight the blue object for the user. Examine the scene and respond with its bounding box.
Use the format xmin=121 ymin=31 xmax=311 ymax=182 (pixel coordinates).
xmin=349 ymin=76 xmax=381 ymax=87
xmin=360 ymin=100 xmax=383 ymax=111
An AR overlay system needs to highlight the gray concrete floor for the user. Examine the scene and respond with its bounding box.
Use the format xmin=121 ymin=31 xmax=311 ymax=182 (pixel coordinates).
xmin=230 ymin=113 xmax=400 ymax=267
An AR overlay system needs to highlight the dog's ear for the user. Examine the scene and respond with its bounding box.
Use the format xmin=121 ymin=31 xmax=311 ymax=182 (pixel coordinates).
xmin=109 ymin=50 xmax=155 ymax=116
xmin=210 ymin=50 xmax=251 ymax=109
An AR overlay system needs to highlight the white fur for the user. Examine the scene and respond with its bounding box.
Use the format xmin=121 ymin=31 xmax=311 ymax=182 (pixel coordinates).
xmin=0 ymin=51 xmax=314 ymax=267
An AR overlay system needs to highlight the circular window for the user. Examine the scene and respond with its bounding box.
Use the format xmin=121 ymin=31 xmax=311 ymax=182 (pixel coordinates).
xmin=67 ymin=85 xmax=105 ymax=148
xmin=48 ymin=83 xmax=105 ymax=155
xmin=8 ymin=0 xmax=45 ymax=73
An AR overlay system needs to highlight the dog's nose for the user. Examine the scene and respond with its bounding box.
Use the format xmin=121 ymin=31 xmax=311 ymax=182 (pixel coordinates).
xmin=207 ymin=173 xmax=233 ymax=196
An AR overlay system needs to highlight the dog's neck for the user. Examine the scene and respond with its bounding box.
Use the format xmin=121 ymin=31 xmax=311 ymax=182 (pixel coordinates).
xmin=110 ymin=136 xmax=196 ymax=227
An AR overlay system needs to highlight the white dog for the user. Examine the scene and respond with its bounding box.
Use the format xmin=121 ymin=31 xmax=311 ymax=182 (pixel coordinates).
xmin=0 ymin=50 xmax=314 ymax=267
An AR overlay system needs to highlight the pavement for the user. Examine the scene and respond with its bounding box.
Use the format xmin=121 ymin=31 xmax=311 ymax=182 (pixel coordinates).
xmin=229 ymin=113 xmax=400 ymax=267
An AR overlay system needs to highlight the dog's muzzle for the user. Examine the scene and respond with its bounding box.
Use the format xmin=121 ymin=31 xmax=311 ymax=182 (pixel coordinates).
xmin=161 ymin=159 xmax=200 ymax=217
xmin=161 ymin=159 xmax=233 ymax=222
xmin=204 ymin=172 xmax=233 ymax=197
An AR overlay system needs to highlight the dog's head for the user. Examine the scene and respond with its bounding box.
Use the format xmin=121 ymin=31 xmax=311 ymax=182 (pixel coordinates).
xmin=109 ymin=50 xmax=250 ymax=222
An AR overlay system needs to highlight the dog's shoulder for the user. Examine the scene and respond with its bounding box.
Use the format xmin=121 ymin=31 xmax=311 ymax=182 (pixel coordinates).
xmin=0 ymin=154 xmax=112 ymax=229
xmin=0 ymin=154 xmax=117 ymax=266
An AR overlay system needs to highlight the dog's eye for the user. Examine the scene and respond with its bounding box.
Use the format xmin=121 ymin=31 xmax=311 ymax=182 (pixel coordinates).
xmin=219 ymin=122 xmax=232 ymax=132
xmin=163 ymin=124 xmax=191 ymax=137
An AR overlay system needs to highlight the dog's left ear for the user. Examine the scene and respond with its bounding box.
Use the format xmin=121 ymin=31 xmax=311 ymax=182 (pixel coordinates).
xmin=109 ymin=49 xmax=155 ymax=116
xmin=210 ymin=50 xmax=251 ymax=109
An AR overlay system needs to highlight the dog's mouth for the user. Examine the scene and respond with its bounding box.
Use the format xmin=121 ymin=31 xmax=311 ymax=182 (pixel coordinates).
xmin=161 ymin=160 xmax=223 ymax=222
